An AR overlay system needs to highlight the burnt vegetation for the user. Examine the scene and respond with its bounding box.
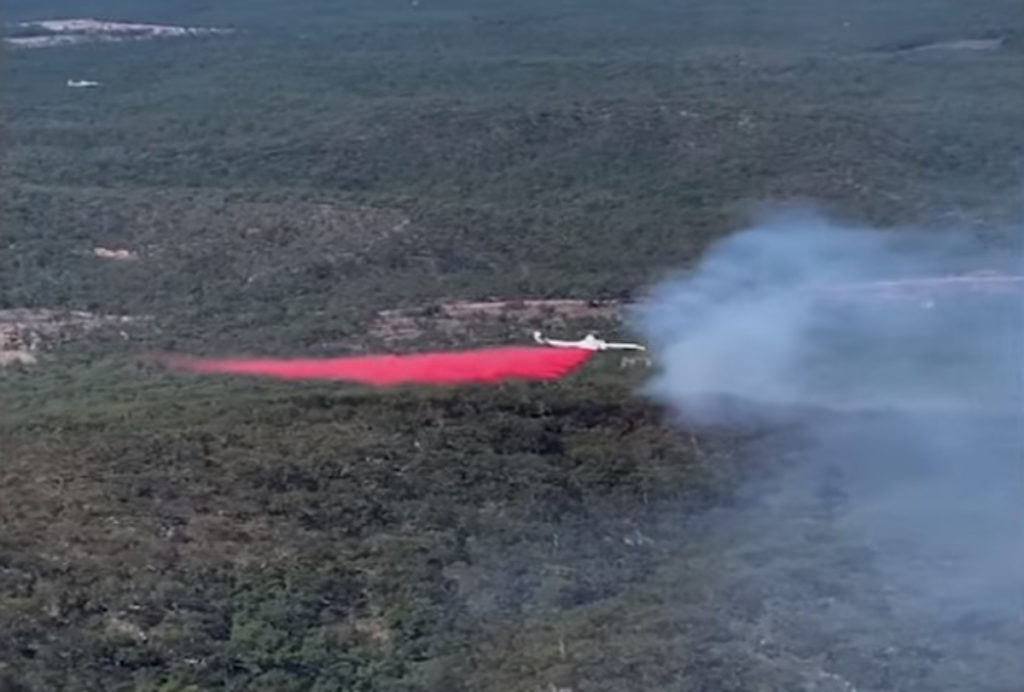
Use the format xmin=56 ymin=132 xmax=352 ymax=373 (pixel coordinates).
xmin=2 ymin=0 xmax=1022 ymax=690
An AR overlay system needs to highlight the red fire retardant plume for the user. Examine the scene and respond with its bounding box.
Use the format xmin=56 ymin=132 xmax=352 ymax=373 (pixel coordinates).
xmin=158 ymin=346 xmax=593 ymax=386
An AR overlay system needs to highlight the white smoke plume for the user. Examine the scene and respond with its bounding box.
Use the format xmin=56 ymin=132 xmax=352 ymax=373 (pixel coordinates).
xmin=630 ymin=204 xmax=1023 ymax=623
xmin=633 ymin=205 xmax=1022 ymax=420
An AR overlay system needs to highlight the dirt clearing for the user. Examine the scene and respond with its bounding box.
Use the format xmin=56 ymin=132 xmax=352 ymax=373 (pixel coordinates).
xmin=369 ymin=299 xmax=625 ymax=342
xmin=5 ymin=18 xmax=233 ymax=49
xmin=0 ymin=309 xmax=144 ymax=367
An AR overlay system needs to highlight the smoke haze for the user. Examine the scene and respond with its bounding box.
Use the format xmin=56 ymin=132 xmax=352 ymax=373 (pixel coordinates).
xmin=632 ymin=205 xmax=1022 ymax=641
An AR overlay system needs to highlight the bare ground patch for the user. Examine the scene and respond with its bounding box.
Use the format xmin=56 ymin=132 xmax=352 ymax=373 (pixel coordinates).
xmin=881 ymin=33 xmax=1017 ymax=54
xmin=898 ymin=38 xmax=1007 ymax=53
xmin=92 ymin=247 xmax=139 ymax=262
xmin=369 ymin=298 xmax=626 ymax=343
xmin=367 ymin=272 xmax=1022 ymax=344
xmin=5 ymin=18 xmax=233 ymax=49
xmin=0 ymin=308 xmax=145 ymax=366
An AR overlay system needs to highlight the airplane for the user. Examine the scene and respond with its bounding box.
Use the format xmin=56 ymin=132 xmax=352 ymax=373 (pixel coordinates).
xmin=533 ymin=330 xmax=646 ymax=351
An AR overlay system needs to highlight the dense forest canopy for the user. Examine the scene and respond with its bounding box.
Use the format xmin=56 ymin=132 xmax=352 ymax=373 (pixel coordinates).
xmin=2 ymin=1 xmax=1021 ymax=690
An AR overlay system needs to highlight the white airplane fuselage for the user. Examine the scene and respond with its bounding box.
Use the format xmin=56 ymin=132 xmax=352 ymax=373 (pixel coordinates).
xmin=533 ymin=331 xmax=646 ymax=351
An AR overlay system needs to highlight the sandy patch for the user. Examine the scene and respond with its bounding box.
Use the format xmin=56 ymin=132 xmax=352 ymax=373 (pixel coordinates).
xmin=0 ymin=308 xmax=143 ymax=366
xmin=892 ymin=37 xmax=1008 ymax=54
xmin=93 ymin=247 xmax=139 ymax=261
xmin=0 ymin=350 xmax=37 ymax=367
xmin=6 ymin=18 xmax=233 ymax=48
xmin=351 ymin=616 xmax=392 ymax=645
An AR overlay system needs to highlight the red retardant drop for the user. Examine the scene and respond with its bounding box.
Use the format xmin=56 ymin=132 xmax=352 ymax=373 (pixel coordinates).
xmin=157 ymin=346 xmax=593 ymax=387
